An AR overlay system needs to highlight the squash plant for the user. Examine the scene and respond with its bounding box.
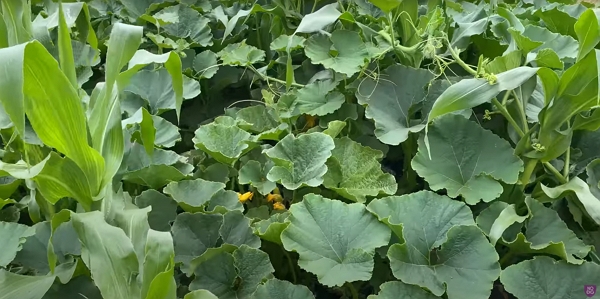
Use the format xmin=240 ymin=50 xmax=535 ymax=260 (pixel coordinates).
xmin=0 ymin=0 xmax=600 ymax=299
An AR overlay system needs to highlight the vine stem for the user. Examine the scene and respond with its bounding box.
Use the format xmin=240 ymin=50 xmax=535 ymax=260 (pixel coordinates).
xmin=345 ymin=282 xmax=359 ymax=299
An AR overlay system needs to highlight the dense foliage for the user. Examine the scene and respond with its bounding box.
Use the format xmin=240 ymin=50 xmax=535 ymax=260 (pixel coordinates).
xmin=0 ymin=0 xmax=600 ymax=298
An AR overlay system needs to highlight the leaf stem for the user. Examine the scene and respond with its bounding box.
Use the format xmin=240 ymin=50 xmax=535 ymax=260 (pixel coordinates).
xmin=491 ymin=98 xmax=524 ymax=137
xmin=345 ymin=282 xmax=359 ymax=299
xmin=563 ymin=147 xmax=570 ymax=179
xmin=445 ymin=39 xmax=477 ymax=76
xmin=543 ymin=162 xmax=567 ymax=184
xmin=282 ymin=249 xmax=297 ymax=283
xmin=520 ymin=158 xmax=538 ymax=186
xmin=250 ymin=66 xmax=305 ymax=88
xmin=499 ymin=250 xmax=514 ymax=267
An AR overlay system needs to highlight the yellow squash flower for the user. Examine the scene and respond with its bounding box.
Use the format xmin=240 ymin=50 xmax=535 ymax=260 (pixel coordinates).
xmin=266 ymin=193 xmax=283 ymax=203
xmin=273 ymin=202 xmax=286 ymax=210
xmin=237 ymin=191 xmax=253 ymax=203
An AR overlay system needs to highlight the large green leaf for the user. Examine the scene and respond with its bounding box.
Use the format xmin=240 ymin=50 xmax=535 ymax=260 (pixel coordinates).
xmin=293 ymin=80 xmax=344 ymax=116
xmin=427 ymin=67 xmax=539 ymax=121
xmin=0 ymin=221 xmax=35 ymax=267
xmin=238 ymin=160 xmax=277 ymax=195
xmin=367 ymin=281 xmax=439 ymax=299
xmin=0 ymin=270 xmax=55 ymax=299
xmin=323 ymin=137 xmax=397 ymax=202
xmin=135 ymin=190 xmax=177 ymax=232
xmin=368 ymin=191 xmax=499 ymax=299
xmin=71 ymin=211 xmax=141 ymax=299
xmin=250 ymin=279 xmax=315 ymax=299
xmin=500 ymin=256 xmax=600 ymax=299
xmin=120 ymin=0 xmax=172 ymax=19
xmin=356 ymin=64 xmax=435 ymax=145
xmin=218 ymin=42 xmax=266 ymax=66
xmin=124 ymin=69 xmax=200 ymax=114
xmin=510 ymin=25 xmax=579 ymax=64
xmin=281 ymin=194 xmax=391 ymax=286
xmin=305 ymin=30 xmax=369 ymax=76
xmin=155 ymin=4 xmax=212 ymax=46
xmin=294 ymin=3 xmax=341 ymax=34
xmin=413 ymin=114 xmax=523 ymax=204
xmin=171 ymin=211 xmax=260 ymax=275
xmin=190 ymin=245 xmax=274 ymax=299
xmin=163 ymin=178 xmax=226 ymax=211
xmin=193 ymin=117 xmax=258 ymax=166
xmin=122 ymin=143 xmax=193 ymax=189
xmin=264 ymin=133 xmax=335 ymax=190
xmin=0 ymin=40 xmax=105 ymax=197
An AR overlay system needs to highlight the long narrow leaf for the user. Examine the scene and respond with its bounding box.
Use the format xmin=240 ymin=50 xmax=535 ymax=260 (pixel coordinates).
xmin=89 ymin=23 xmax=143 ymax=187
xmin=0 ymin=41 xmax=104 ymax=197
xmin=71 ymin=211 xmax=141 ymax=299
xmin=0 ymin=270 xmax=55 ymax=299
xmin=57 ymin=2 xmax=77 ymax=89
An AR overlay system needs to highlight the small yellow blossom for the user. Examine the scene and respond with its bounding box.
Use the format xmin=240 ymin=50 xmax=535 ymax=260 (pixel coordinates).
xmin=305 ymin=115 xmax=317 ymax=128
xmin=238 ymin=191 xmax=253 ymax=203
xmin=266 ymin=193 xmax=283 ymax=203
xmin=273 ymin=202 xmax=286 ymax=210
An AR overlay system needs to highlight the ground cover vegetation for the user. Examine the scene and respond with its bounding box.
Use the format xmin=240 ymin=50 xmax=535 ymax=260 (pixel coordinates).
xmin=0 ymin=0 xmax=599 ymax=298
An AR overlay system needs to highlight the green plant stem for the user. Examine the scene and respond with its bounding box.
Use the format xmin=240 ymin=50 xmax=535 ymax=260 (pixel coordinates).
xmin=520 ymin=158 xmax=538 ymax=186
xmin=446 ymin=40 xmax=477 ymax=76
xmin=563 ymin=147 xmax=570 ymax=179
xmin=282 ymin=249 xmax=297 ymax=283
xmin=491 ymin=98 xmax=525 ymax=137
xmin=499 ymin=250 xmax=514 ymax=267
xmin=501 ymin=89 xmax=510 ymax=106
xmin=250 ymin=66 xmax=305 ymax=88
xmin=543 ymin=162 xmax=567 ymax=184
xmin=346 ymin=282 xmax=359 ymax=299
